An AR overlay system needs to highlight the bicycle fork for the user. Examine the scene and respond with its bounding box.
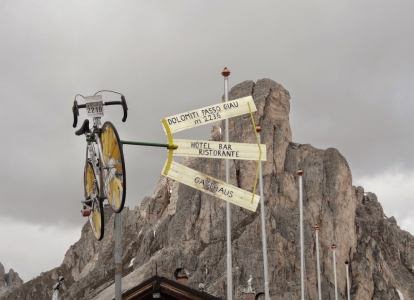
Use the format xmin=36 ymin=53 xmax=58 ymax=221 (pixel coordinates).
xmin=86 ymin=134 xmax=107 ymax=202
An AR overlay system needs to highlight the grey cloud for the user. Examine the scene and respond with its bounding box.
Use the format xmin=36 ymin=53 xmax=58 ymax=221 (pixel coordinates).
xmin=1 ymin=0 xmax=414 ymax=281
xmin=1 ymin=1 xmax=414 ymax=230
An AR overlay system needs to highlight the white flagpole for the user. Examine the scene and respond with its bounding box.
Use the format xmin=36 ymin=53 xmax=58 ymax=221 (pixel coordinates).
xmin=298 ymin=169 xmax=305 ymax=300
xmin=332 ymin=244 xmax=338 ymax=300
xmin=345 ymin=260 xmax=350 ymax=300
xmin=257 ymin=126 xmax=270 ymax=300
xmin=222 ymin=67 xmax=233 ymax=300
xmin=314 ymin=224 xmax=322 ymax=300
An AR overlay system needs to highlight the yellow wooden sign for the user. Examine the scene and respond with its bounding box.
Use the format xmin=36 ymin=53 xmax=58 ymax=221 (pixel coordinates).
xmin=162 ymin=161 xmax=260 ymax=212
xmin=172 ymin=139 xmax=266 ymax=161
xmin=162 ymin=96 xmax=256 ymax=134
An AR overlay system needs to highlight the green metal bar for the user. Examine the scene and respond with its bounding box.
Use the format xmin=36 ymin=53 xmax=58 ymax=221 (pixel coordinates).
xmin=86 ymin=138 xmax=177 ymax=149
xmin=121 ymin=140 xmax=172 ymax=149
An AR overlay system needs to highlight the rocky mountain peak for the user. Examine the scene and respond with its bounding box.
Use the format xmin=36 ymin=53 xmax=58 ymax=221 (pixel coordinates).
xmin=1 ymin=78 xmax=413 ymax=300
xmin=0 ymin=263 xmax=23 ymax=297
xmin=4 ymin=269 xmax=23 ymax=288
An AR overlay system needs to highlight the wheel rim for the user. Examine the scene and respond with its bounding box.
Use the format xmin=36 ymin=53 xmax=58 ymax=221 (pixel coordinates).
xmin=90 ymin=201 xmax=102 ymax=240
xmin=101 ymin=122 xmax=126 ymax=213
xmin=85 ymin=165 xmax=95 ymax=196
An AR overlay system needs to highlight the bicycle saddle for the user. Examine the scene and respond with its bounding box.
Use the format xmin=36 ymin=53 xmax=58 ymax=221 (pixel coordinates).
xmin=75 ymin=119 xmax=90 ymax=136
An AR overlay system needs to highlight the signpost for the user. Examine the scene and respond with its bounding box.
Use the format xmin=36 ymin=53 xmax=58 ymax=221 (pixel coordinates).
xmin=116 ymin=70 xmax=265 ymax=300
xmin=160 ymin=95 xmax=262 ymax=213
xmin=159 ymin=72 xmax=264 ymax=300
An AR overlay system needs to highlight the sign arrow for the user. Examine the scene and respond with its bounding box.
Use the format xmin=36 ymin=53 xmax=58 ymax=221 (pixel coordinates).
xmin=162 ymin=161 xmax=260 ymax=212
xmin=160 ymin=95 xmax=263 ymax=211
xmin=172 ymin=139 xmax=266 ymax=161
xmin=162 ymin=96 xmax=256 ymax=134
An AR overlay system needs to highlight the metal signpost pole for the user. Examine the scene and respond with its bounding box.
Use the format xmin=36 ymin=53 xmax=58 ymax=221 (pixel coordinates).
xmin=222 ymin=67 xmax=233 ymax=300
xmin=257 ymin=127 xmax=270 ymax=300
xmin=332 ymin=244 xmax=338 ymax=300
xmin=298 ymin=169 xmax=305 ymax=300
xmin=314 ymin=224 xmax=322 ymax=300
xmin=115 ymin=213 xmax=122 ymax=300
xmin=345 ymin=260 xmax=350 ymax=300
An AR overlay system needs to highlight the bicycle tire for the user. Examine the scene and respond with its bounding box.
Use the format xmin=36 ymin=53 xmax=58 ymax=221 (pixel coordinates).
xmin=84 ymin=162 xmax=105 ymax=241
xmin=100 ymin=121 xmax=126 ymax=213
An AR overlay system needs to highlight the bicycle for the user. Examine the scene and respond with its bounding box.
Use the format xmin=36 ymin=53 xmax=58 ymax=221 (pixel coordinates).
xmin=72 ymin=90 xmax=128 ymax=240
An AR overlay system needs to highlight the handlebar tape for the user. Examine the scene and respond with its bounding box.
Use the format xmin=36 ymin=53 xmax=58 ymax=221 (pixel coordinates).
xmin=72 ymin=100 xmax=79 ymax=128
xmin=121 ymin=95 xmax=128 ymax=122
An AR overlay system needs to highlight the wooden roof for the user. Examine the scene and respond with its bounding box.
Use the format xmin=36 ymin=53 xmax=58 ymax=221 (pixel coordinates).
xmin=121 ymin=275 xmax=222 ymax=300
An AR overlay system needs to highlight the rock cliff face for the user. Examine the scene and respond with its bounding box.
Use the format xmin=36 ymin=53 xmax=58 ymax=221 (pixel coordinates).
xmin=1 ymin=78 xmax=413 ymax=300
xmin=0 ymin=262 xmax=24 ymax=297
xmin=0 ymin=263 xmax=4 ymax=290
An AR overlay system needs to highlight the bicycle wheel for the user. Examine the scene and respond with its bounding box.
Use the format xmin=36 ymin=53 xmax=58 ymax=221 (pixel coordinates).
xmin=101 ymin=121 xmax=126 ymax=213
xmin=84 ymin=162 xmax=105 ymax=241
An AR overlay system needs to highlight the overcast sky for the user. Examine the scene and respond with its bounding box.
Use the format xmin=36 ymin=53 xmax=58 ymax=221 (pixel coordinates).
xmin=1 ymin=1 xmax=413 ymax=281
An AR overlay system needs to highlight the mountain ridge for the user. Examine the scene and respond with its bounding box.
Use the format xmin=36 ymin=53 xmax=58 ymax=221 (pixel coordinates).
xmin=1 ymin=78 xmax=413 ymax=300
xmin=0 ymin=262 xmax=24 ymax=297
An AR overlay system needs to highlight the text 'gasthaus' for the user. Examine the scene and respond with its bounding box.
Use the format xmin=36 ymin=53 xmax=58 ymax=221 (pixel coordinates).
xmin=194 ymin=177 xmax=233 ymax=197
xmin=161 ymin=161 xmax=260 ymax=211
